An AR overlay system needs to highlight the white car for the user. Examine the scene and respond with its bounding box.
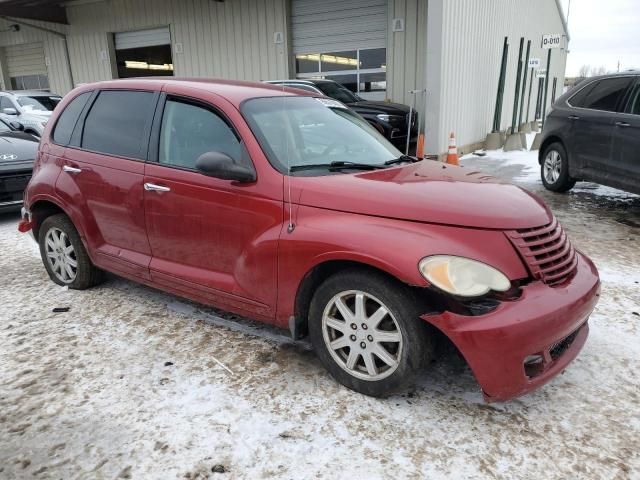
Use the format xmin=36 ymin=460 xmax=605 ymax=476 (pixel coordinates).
xmin=0 ymin=90 xmax=62 ymax=136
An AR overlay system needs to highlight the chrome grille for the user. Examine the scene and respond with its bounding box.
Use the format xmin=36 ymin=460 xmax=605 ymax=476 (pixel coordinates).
xmin=506 ymin=217 xmax=578 ymax=287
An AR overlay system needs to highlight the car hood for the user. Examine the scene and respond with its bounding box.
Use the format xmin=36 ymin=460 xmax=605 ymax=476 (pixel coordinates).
xmin=22 ymin=110 xmax=52 ymax=118
xmin=292 ymin=161 xmax=552 ymax=229
xmin=347 ymin=100 xmax=410 ymax=115
xmin=0 ymin=132 xmax=38 ymax=163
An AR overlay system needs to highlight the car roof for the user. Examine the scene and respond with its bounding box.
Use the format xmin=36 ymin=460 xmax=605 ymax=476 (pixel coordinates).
xmin=267 ymin=79 xmax=337 ymax=86
xmin=1 ymin=90 xmax=61 ymax=97
xmin=72 ymin=78 xmax=316 ymax=108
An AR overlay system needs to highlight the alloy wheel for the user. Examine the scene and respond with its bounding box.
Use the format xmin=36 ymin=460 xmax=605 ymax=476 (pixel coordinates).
xmin=543 ymin=150 xmax=562 ymax=184
xmin=44 ymin=227 xmax=78 ymax=283
xmin=322 ymin=290 xmax=403 ymax=381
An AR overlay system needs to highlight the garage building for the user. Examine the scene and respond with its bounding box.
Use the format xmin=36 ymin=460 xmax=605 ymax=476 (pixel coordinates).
xmin=0 ymin=0 xmax=568 ymax=155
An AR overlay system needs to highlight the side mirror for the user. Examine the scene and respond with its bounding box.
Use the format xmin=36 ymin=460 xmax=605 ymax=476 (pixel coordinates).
xmin=2 ymin=107 xmax=18 ymax=115
xmin=9 ymin=121 xmax=24 ymax=131
xmin=195 ymin=151 xmax=256 ymax=183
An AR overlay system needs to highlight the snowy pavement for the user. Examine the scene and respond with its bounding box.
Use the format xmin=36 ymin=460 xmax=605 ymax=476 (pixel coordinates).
xmin=1 ymin=149 xmax=640 ymax=479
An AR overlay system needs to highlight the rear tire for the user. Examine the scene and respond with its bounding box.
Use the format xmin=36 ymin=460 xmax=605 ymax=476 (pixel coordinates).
xmin=38 ymin=214 xmax=103 ymax=289
xmin=541 ymin=142 xmax=576 ymax=192
xmin=309 ymin=269 xmax=433 ymax=397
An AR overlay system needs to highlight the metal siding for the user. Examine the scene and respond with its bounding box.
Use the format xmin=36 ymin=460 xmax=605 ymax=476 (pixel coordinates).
xmin=0 ymin=18 xmax=71 ymax=94
xmin=386 ymin=0 xmax=427 ymax=106
xmin=429 ymin=0 xmax=568 ymax=154
xmin=291 ymin=0 xmax=387 ymax=54
xmin=0 ymin=0 xmax=289 ymax=94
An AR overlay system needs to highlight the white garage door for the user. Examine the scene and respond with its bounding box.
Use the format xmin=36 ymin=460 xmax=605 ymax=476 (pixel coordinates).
xmin=115 ymin=27 xmax=171 ymax=51
xmin=292 ymin=0 xmax=388 ymax=100
xmin=4 ymin=42 xmax=49 ymax=90
xmin=291 ymin=0 xmax=387 ymax=54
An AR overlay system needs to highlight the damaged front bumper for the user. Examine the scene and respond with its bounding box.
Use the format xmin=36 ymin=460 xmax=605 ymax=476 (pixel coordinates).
xmin=421 ymin=251 xmax=600 ymax=402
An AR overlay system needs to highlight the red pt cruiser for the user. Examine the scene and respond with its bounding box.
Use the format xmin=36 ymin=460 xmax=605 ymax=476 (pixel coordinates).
xmin=19 ymin=79 xmax=600 ymax=401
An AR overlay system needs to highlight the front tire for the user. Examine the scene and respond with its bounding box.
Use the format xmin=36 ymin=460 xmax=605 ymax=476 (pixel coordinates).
xmin=38 ymin=214 xmax=103 ymax=289
xmin=309 ymin=270 xmax=433 ymax=397
xmin=541 ymin=142 xmax=576 ymax=192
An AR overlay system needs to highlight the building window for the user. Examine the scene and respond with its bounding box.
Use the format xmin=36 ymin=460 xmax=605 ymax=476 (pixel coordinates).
xmin=10 ymin=74 xmax=50 ymax=91
xmin=295 ymin=48 xmax=387 ymax=101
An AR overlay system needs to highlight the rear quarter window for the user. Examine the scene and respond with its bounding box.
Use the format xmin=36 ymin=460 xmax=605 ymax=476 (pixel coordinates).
xmin=571 ymin=77 xmax=634 ymax=112
xmin=52 ymin=92 xmax=92 ymax=145
xmin=81 ymin=90 xmax=155 ymax=159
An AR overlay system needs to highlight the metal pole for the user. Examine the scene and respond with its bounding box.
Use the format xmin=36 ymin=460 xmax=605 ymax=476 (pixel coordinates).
xmin=542 ymin=49 xmax=552 ymax=129
xmin=525 ymin=67 xmax=534 ymax=122
xmin=518 ymin=40 xmax=531 ymax=129
xmin=511 ymin=37 xmax=524 ymax=134
xmin=405 ymin=90 xmax=418 ymax=155
xmin=492 ymin=37 xmax=509 ymax=132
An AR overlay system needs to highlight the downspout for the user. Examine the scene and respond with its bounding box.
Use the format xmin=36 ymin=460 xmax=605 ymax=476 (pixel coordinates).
xmin=1 ymin=16 xmax=75 ymax=89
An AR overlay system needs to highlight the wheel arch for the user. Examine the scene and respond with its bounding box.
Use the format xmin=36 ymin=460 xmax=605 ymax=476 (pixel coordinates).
xmin=292 ymin=258 xmax=427 ymax=340
xmin=29 ymin=197 xmax=89 ymax=247
xmin=538 ymin=135 xmax=564 ymax=164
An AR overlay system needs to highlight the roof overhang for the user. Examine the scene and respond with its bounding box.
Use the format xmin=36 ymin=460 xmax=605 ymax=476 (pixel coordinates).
xmin=0 ymin=0 xmax=67 ymax=24
xmin=554 ymin=0 xmax=570 ymax=41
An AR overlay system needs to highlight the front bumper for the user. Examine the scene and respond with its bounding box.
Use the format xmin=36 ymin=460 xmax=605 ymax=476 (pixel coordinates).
xmin=0 ymin=170 xmax=31 ymax=212
xmin=421 ymin=251 xmax=600 ymax=402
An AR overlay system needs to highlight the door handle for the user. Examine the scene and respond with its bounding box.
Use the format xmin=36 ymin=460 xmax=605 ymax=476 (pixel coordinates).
xmin=144 ymin=182 xmax=171 ymax=192
xmin=568 ymin=115 xmax=580 ymax=120
xmin=62 ymin=165 xmax=82 ymax=174
xmin=615 ymin=121 xmax=630 ymax=128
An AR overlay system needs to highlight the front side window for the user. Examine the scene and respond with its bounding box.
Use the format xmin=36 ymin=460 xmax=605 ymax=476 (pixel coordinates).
xmin=82 ymin=90 xmax=155 ymax=159
xmin=159 ymin=99 xmax=241 ymax=169
xmin=242 ymin=96 xmax=401 ymax=175
xmin=0 ymin=120 xmax=11 ymax=132
xmin=578 ymin=77 xmax=634 ymax=112
xmin=17 ymin=95 xmax=61 ymax=112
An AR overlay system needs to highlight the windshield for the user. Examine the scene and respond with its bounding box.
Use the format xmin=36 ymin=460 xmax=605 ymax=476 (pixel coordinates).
xmin=315 ymin=83 xmax=360 ymax=103
xmin=0 ymin=120 xmax=11 ymax=132
xmin=242 ymin=96 xmax=401 ymax=175
xmin=17 ymin=95 xmax=61 ymax=112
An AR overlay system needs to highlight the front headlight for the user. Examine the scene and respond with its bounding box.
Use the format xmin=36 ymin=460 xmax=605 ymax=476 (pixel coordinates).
xmin=376 ymin=113 xmax=403 ymax=122
xmin=419 ymin=255 xmax=511 ymax=297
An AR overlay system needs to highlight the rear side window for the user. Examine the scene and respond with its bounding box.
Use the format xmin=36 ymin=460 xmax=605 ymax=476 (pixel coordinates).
xmin=53 ymin=92 xmax=92 ymax=145
xmin=577 ymin=77 xmax=633 ymax=112
xmin=158 ymin=99 xmax=241 ymax=169
xmin=624 ymin=81 xmax=640 ymax=115
xmin=82 ymin=90 xmax=155 ymax=159
xmin=0 ymin=96 xmax=14 ymax=111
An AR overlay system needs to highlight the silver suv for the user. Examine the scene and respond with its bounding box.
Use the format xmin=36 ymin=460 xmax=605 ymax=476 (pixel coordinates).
xmin=0 ymin=90 xmax=62 ymax=136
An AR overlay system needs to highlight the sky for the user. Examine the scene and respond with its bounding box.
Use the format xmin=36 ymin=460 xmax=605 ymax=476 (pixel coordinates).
xmin=560 ymin=0 xmax=640 ymax=76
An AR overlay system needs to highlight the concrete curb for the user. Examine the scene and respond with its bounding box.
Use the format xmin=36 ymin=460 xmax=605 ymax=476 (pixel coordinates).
xmin=504 ymin=134 xmax=524 ymax=152
xmin=485 ymin=132 xmax=503 ymax=150
xmin=530 ymin=133 xmax=543 ymax=150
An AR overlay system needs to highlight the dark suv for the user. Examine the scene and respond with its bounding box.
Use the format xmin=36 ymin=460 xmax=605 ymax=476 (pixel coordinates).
xmin=539 ymin=72 xmax=640 ymax=194
xmin=266 ymin=79 xmax=417 ymax=149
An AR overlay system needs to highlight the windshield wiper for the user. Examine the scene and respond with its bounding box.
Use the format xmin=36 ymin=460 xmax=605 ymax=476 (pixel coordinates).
xmin=290 ymin=161 xmax=386 ymax=172
xmin=384 ymin=155 xmax=420 ymax=166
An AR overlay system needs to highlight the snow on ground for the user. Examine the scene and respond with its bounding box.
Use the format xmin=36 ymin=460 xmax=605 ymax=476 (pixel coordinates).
xmin=1 ymin=152 xmax=640 ymax=479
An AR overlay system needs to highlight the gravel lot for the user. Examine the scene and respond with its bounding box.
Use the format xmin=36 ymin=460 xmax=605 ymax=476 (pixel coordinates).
xmin=1 ymin=153 xmax=639 ymax=479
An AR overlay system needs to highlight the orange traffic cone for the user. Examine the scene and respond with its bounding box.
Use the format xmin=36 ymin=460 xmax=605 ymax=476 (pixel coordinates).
xmin=446 ymin=132 xmax=459 ymax=165
xmin=416 ymin=133 xmax=425 ymax=159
